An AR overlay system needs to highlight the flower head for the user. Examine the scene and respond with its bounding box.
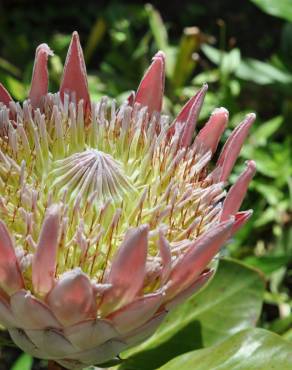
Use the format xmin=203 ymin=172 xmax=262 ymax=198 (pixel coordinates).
xmin=0 ymin=32 xmax=255 ymax=369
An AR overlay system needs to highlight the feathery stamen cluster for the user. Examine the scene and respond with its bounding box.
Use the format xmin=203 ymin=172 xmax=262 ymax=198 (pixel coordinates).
xmin=0 ymin=93 xmax=224 ymax=289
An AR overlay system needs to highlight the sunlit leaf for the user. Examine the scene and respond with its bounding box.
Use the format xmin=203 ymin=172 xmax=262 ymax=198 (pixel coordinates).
xmin=145 ymin=4 xmax=169 ymax=51
xmin=0 ymin=57 xmax=21 ymax=77
xmin=11 ymin=353 xmax=33 ymax=370
xmin=84 ymin=17 xmax=107 ymax=62
xmin=201 ymin=44 xmax=221 ymax=64
xmin=172 ymin=27 xmax=201 ymax=88
xmin=250 ymin=0 xmax=292 ymax=22
xmin=3 ymin=75 xmax=27 ymax=100
xmin=251 ymin=116 xmax=283 ymax=145
xmin=236 ymin=58 xmax=292 ymax=84
xmin=221 ymin=48 xmax=241 ymax=77
xmin=244 ymin=256 xmax=292 ymax=275
xmin=158 ymin=328 xmax=292 ymax=370
xmin=202 ymin=44 xmax=292 ymax=84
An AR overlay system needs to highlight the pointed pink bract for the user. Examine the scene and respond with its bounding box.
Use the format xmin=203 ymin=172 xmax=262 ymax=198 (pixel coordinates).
xmin=29 ymin=43 xmax=53 ymax=109
xmin=11 ymin=290 xmax=60 ymax=329
xmin=221 ymin=160 xmax=256 ymax=221
xmin=0 ymin=221 xmax=24 ymax=295
xmin=166 ymin=219 xmax=234 ymax=299
xmin=158 ymin=231 xmax=172 ymax=284
xmin=59 ymin=31 xmax=90 ymax=114
xmin=101 ymin=225 xmax=148 ymax=312
xmin=0 ymin=83 xmax=13 ymax=106
xmin=134 ymin=51 xmax=165 ymax=115
xmin=127 ymin=91 xmax=135 ymax=106
xmin=217 ymin=113 xmax=256 ymax=181
xmin=166 ymin=269 xmax=213 ymax=309
xmin=47 ymin=269 xmax=96 ymax=326
xmin=32 ymin=204 xmax=60 ymax=296
xmin=123 ymin=311 xmax=167 ymax=346
xmin=64 ymin=319 xmax=117 ymax=351
xmin=174 ymin=84 xmax=208 ymax=147
xmin=108 ymin=292 xmax=163 ymax=333
xmin=232 ymin=210 xmax=253 ymax=234
xmin=195 ymin=107 xmax=228 ymax=153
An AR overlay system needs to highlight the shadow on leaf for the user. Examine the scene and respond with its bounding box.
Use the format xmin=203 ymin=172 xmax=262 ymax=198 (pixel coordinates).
xmin=120 ymin=321 xmax=203 ymax=370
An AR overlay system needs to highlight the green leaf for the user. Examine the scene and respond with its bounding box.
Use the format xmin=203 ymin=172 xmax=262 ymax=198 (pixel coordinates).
xmin=254 ymin=182 xmax=283 ymax=205
xmin=84 ymin=17 xmax=107 ymax=63
xmin=250 ymin=0 xmax=292 ymax=22
xmin=0 ymin=75 xmax=27 ymax=101
xmin=146 ymin=4 xmax=169 ymax=51
xmin=50 ymin=33 xmax=72 ymax=53
xmin=201 ymin=44 xmax=221 ymax=64
xmin=158 ymin=328 xmax=292 ymax=370
xmin=251 ymin=116 xmax=283 ymax=145
xmin=244 ymin=255 xmax=292 ymax=275
xmin=0 ymin=57 xmax=21 ymax=77
xmin=268 ymin=314 xmax=292 ymax=335
xmin=172 ymin=27 xmax=201 ymax=88
xmin=202 ymin=44 xmax=292 ymax=85
xmin=201 ymin=44 xmax=241 ymax=76
xmin=221 ymin=48 xmax=241 ymax=77
xmin=236 ymin=57 xmax=292 ymax=84
xmin=145 ymin=4 xmax=175 ymax=78
xmin=283 ymin=328 xmax=292 ymax=341
xmin=120 ymin=259 xmax=265 ymax=370
xmin=11 ymin=353 xmax=33 ymax=370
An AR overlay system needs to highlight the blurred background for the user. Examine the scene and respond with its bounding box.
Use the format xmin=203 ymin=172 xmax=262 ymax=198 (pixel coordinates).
xmin=0 ymin=0 xmax=291 ymax=368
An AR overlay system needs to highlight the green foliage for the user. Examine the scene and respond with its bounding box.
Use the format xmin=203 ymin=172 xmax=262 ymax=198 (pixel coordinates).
xmin=250 ymin=0 xmax=292 ymax=22
xmin=158 ymin=328 xmax=292 ymax=370
xmin=119 ymin=259 xmax=265 ymax=370
xmin=11 ymin=354 xmax=33 ymax=370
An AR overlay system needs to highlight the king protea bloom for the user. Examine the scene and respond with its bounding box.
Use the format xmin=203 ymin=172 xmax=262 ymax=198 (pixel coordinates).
xmin=0 ymin=32 xmax=256 ymax=369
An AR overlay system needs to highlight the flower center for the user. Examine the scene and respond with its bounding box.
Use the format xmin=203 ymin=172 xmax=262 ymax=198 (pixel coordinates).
xmin=50 ymin=149 xmax=135 ymax=205
xmin=0 ymin=95 xmax=224 ymax=282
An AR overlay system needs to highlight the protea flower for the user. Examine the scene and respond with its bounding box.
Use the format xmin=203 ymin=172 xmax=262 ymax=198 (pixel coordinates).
xmin=0 ymin=32 xmax=256 ymax=369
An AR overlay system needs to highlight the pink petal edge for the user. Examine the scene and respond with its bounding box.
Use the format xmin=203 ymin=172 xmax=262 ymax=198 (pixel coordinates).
xmin=158 ymin=230 xmax=172 ymax=284
xmin=166 ymin=218 xmax=234 ymax=299
xmin=221 ymin=160 xmax=256 ymax=221
xmin=0 ymin=83 xmax=13 ymax=107
xmin=10 ymin=290 xmax=60 ymax=330
xmin=0 ymin=220 xmax=24 ymax=295
xmin=217 ymin=113 xmax=256 ymax=181
xmin=107 ymin=292 xmax=163 ymax=333
xmin=46 ymin=268 xmax=96 ymax=326
xmin=29 ymin=43 xmax=54 ymax=108
xmin=32 ymin=204 xmax=60 ymax=296
xmin=173 ymin=84 xmax=208 ymax=147
xmin=165 ymin=269 xmax=214 ymax=309
xmin=101 ymin=225 xmax=149 ymax=314
xmin=232 ymin=210 xmax=253 ymax=234
xmin=195 ymin=107 xmax=229 ymax=153
xmin=59 ymin=31 xmax=91 ymax=114
xmin=134 ymin=51 xmax=165 ymax=115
